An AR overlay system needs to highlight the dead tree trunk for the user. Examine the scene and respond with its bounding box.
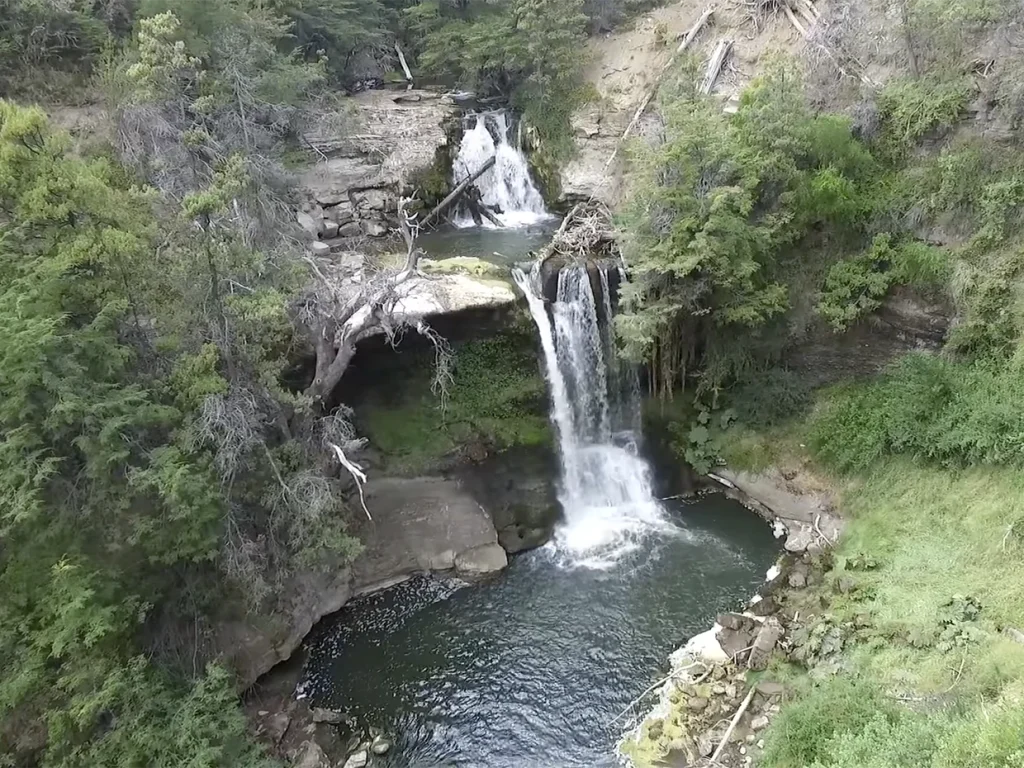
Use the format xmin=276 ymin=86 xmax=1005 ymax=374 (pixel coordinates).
xmin=420 ymin=156 xmax=496 ymax=230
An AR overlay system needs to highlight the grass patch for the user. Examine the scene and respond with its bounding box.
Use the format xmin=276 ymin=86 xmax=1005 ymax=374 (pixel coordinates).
xmin=758 ymin=416 xmax=1024 ymax=767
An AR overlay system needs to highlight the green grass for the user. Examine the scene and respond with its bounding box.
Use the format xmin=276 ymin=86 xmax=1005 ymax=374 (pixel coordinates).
xmin=757 ymin=439 xmax=1024 ymax=767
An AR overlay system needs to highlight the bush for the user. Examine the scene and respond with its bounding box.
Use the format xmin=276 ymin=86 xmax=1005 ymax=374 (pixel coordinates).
xmin=809 ymin=354 xmax=1024 ymax=472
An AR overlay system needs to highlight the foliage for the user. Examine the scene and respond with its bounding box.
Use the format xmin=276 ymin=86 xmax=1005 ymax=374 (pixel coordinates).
xmin=876 ymin=75 xmax=971 ymax=159
xmin=357 ymin=330 xmax=550 ymax=473
xmin=619 ymin=62 xmax=886 ymax=398
xmin=809 ymin=354 xmax=1024 ymax=471
xmin=0 ymin=99 xmax=353 ymax=766
xmin=818 ymin=234 xmax=949 ymax=330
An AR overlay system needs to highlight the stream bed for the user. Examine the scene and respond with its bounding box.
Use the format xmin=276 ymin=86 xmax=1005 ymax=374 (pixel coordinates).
xmin=299 ymin=495 xmax=778 ymax=768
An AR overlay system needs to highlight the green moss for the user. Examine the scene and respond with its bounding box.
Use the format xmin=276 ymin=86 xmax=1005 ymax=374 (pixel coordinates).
xmin=420 ymin=256 xmax=508 ymax=278
xmin=357 ymin=331 xmax=551 ymax=474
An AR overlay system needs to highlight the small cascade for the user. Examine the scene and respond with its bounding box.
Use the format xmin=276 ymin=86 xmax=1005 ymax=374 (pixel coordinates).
xmin=452 ymin=111 xmax=549 ymax=229
xmin=513 ymin=263 xmax=672 ymax=568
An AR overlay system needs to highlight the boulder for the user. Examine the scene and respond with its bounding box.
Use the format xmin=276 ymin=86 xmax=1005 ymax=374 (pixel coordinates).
xmin=297 ymin=210 xmax=322 ymax=240
xmin=293 ymin=741 xmax=329 ymax=768
xmin=455 ymin=543 xmax=508 ymax=579
xmin=342 ymin=750 xmax=368 ymax=768
xmin=352 ymin=477 xmax=505 ymax=593
xmin=359 ymin=219 xmax=389 ymax=238
xmin=339 ymin=222 xmax=362 ymax=238
xmin=748 ymin=617 xmax=783 ymax=671
xmin=310 ymin=708 xmax=344 ymax=725
xmin=352 ymin=188 xmax=391 ymax=212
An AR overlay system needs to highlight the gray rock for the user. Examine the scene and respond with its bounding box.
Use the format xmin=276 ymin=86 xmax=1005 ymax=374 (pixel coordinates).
xmin=687 ymin=696 xmax=709 ymax=712
xmin=371 ymin=736 xmax=392 ymax=756
xmin=322 ymin=220 xmax=339 ymax=239
xmin=788 ymin=569 xmax=807 ymax=589
xmin=838 ymin=575 xmax=856 ymax=594
xmin=353 ymin=188 xmax=391 ymax=212
xmin=718 ymin=626 xmax=754 ymax=662
xmin=748 ymin=617 xmax=783 ymax=671
xmin=311 ymin=708 xmax=344 ymax=725
xmin=359 ymin=218 xmax=389 ymax=237
xmin=751 ymin=715 xmax=770 ymax=731
xmin=718 ymin=612 xmax=752 ymax=631
xmin=338 ymin=222 xmax=362 ymax=238
xmin=293 ymin=740 xmax=329 ymax=768
xmin=755 ymin=680 xmax=785 ymax=697
xmin=297 ymin=210 xmax=321 ymax=239
xmin=310 ymin=241 xmax=331 ymax=257
xmin=353 ymin=477 xmax=504 ymax=592
xmin=342 ymin=750 xmax=368 ymax=768
xmin=455 ymin=543 xmax=508 ymax=579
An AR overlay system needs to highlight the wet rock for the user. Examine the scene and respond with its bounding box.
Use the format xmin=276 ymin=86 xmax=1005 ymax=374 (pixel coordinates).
xmin=293 ymin=740 xmax=329 ymax=768
xmin=718 ymin=625 xmax=754 ymax=663
xmin=718 ymin=612 xmax=753 ymax=631
xmin=748 ymin=618 xmax=783 ymax=671
xmin=311 ymin=708 xmax=344 ymax=725
xmin=454 ymin=543 xmax=508 ymax=579
xmin=751 ymin=715 xmax=770 ymax=731
xmin=342 ymin=750 xmax=368 ymax=768
xmin=749 ymin=595 xmax=777 ymax=616
xmin=371 ymin=735 xmax=392 ymax=755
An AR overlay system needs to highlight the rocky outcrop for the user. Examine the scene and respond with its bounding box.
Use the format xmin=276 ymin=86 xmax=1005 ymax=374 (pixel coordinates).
xmin=708 ymin=467 xmax=843 ymax=556
xmin=299 ymin=89 xmax=458 ymax=241
xmin=785 ymin=287 xmax=953 ymax=388
xmin=217 ymin=476 xmax=507 ymax=689
xmin=453 ymin=445 xmax=561 ymax=554
xmin=352 ymin=477 xmax=507 ymax=593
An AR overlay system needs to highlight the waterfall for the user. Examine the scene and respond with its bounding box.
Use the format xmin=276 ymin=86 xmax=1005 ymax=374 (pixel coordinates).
xmin=513 ymin=263 xmax=671 ymax=569
xmin=452 ymin=111 xmax=549 ymax=229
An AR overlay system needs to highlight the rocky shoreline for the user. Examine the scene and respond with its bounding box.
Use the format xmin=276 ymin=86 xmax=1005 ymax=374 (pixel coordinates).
xmin=619 ymin=466 xmax=844 ymax=768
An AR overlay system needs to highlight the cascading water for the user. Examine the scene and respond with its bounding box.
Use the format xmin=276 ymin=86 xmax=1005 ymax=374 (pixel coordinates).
xmin=513 ymin=263 xmax=674 ymax=569
xmin=452 ymin=111 xmax=549 ymax=229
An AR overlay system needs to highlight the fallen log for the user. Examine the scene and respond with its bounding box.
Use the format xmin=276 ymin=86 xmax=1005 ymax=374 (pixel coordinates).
xmin=419 ymin=156 xmax=496 ymax=230
xmin=710 ymin=685 xmax=757 ymax=764
xmin=395 ymin=43 xmax=413 ymax=86
xmin=701 ymin=39 xmax=732 ymax=95
xmin=603 ymin=6 xmax=714 ymax=172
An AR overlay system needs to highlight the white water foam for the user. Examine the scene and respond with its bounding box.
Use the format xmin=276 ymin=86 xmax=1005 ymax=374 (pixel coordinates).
xmin=513 ymin=264 xmax=677 ymax=569
xmin=452 ymin=112 xmax=549 ymax=229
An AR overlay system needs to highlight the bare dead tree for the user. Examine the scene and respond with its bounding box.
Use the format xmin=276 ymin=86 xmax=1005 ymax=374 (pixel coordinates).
xmin=297 ymin=199 xmax=455 ymax=411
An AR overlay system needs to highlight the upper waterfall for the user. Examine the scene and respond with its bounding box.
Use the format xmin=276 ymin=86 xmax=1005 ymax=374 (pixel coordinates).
xmin=513 ymin=263 xmax=674 ymax=569
xmin=452 ymin=111 xmax=549 ymax=229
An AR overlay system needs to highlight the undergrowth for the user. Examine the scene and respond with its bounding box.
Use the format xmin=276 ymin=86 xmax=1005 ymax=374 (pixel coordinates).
xmin=357 ymin=331 xmax=550 ymax=473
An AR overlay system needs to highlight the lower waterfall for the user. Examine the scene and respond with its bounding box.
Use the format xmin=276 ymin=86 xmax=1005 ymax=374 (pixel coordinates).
xmin=513 ymin=263 xmax=672 ymax=568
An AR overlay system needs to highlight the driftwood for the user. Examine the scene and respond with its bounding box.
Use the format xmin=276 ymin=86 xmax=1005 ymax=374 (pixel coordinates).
xmin=701 ymin=38 xmax=733 ymax=95
xmin=603 ymin=6 xmax=714 ymax=172
xmin=419 ymin=155 xmax=496 ymax=230
xmin=709 ymin=685 xmax=757 ymax=764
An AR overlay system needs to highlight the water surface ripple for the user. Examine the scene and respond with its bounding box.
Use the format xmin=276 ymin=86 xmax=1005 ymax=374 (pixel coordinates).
xmin=301 ymin=495 xmax=778 ymax=768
